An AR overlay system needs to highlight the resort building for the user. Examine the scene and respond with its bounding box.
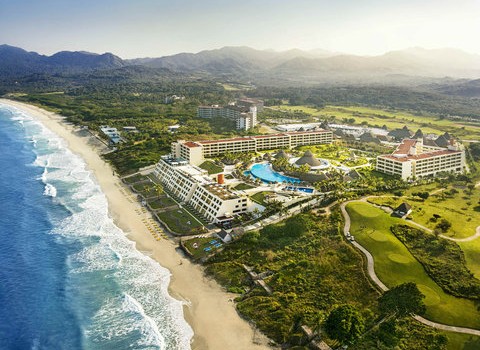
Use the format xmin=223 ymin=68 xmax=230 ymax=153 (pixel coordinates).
xmin=376 ymin=138 xmax=465 ymax=180
xmin=197 ymin=101 xmax=258 ymax=130
xmin=153 ymin=157 xmax=254 ymax=223
xmin=171 ymin=130 xmax=334 ymax=166
xmin=236 ymin=98 xmax=264 ymax=112
xmin=100 ymin=126 xmax=121 ymax=144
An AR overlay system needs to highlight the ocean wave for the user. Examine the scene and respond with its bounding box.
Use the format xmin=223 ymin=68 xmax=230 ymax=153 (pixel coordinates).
xmin=43 ymin=183 xmax=57 ymax=197
xmin=3 ymin=104 xmax=193 ymax=349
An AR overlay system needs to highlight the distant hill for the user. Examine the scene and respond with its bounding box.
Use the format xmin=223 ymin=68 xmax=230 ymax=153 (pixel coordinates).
xmin=430 ymin=78 xmax=480 ymax=98
xmin=127 ymin=46 xmax=480 ymax=84
xmin=0 ymin=45 xmax=125 ymax=77
xmin=2 ymin=44 xmax=480 ymax=85
xmin=127 ymin=46 xmax=336 ymax=73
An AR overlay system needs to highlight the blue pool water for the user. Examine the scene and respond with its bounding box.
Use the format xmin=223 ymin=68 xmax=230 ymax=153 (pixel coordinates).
xmin=0 ymin=104 xmax=193 ymax=349
xmin=284 ymin=186 xmax=314 ymax=193
xmin=247 ymin=163 xmax=300 ymax=184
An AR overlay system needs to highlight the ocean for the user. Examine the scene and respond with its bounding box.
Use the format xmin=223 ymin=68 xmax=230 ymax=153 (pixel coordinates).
xmin=0 ymin=104 xmax=193 ymax=349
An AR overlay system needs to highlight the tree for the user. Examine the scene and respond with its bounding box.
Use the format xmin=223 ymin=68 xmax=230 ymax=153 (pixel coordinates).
xmin=379 ymin=282 xmax=426 ymax=317
xmin=325 ymin=304 xmax=365 ymax=344
xmin=435 ymin=219 xmax=451 ymax=233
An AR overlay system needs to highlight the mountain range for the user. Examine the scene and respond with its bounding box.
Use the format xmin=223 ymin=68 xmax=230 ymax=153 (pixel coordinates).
xmin=1 ymin=44 xmax=480 ymax=85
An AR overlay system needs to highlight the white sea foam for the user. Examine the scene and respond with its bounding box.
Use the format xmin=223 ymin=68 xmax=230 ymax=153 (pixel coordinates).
xmin=2 ymin=103 xmax=194 ymax=349
xmin=43 ymin=183 xmax=57 ymax=197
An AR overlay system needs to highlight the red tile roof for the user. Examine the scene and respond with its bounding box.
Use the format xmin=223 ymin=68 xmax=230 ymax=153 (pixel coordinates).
xmin=183 ymin=141 xmax=201 ymax=148
xmin=380 ymin=149 xmax=462 ymax=162
xmin=199 ymin=137 xmax=254 ymax=145
xmin=393 ymin=139 xmax=417 ymax=155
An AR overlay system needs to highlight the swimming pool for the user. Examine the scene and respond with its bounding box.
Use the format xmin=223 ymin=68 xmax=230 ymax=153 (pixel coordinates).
xmin=247 ymin=163 xmax=300 ymax=184
xmin=284 ymin=186 xmax=314 ymax=194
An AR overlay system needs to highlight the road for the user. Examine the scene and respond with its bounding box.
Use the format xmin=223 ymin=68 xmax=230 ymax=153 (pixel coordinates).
xmin=340 ymin=200 xmax=480 ymax=337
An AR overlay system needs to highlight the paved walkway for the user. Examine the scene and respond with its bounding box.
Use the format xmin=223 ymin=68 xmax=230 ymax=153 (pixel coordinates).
xmin=340 ymin=200 xmax=480 ymax=337
xmin=364 ymin=195 xmax=480 ymax=243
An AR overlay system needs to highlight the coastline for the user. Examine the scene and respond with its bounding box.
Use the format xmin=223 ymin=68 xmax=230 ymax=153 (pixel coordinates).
xmin=0 ymin=99 xmax=271 ymax=350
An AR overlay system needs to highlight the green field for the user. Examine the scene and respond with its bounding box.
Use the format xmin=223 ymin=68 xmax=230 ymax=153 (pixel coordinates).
xmin=270 ymin=105 xmax=480 ymax=140
xmin=233 ymin=182 xmax=256 ymax=190
xmin=183 ymin=237 xmax=223 ymax=259
xmin=251 ymin=191 xmax=271 ymax=206
xmin=156 ymin=208 xmax=203 ymax=235
xmin=443 ymin=332 xmax=480 ymax=350
xmin=368 ymin=187 xmax=480 ymax=281
xmin=460 ymin=239 xmax=480 ymax=279
xmin=346 ymin=201 xmax=480 ymax=330
xmin=147 ymin=196 xmax=177 ymax=210
xmin=199 ymin=160 xmax=224 ymax=174
xmin=370 ymin=187 xmax=480 ymax=240
xmin=297 ymin=143 xmax=371 ymax=167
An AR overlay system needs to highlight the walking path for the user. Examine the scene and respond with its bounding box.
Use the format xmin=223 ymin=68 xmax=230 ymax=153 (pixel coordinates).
xmin=363 ymin=195 xmax=480 ymax=243
xmin=340 ymin=200 xmax=480 ymax=337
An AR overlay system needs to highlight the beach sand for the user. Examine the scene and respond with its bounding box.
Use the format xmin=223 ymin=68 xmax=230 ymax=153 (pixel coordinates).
xmin=0 ymin=99 xmax=271 ymax=350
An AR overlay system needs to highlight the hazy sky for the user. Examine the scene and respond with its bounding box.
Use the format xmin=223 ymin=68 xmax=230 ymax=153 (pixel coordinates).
xmin=1 ymin=0 xmax=479 ymax=58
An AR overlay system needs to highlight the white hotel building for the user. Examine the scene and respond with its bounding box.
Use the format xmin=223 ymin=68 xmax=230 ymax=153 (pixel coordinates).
xmin=376 ymin=138 xmax=465 ymax=180
xmin=198 ymin=105 xmax=257 ymax=131
xmin=171 ymin=130 xmax=333 ymax=166
xmin=153 ymin=157 xmax=253 ymax=223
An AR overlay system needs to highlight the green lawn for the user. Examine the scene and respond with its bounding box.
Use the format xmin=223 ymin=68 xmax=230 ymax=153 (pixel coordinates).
xmin=369 ymin=187 xmax=480 ymax=239
xmin=132 ymin=182 xmax=158 ymax=197
xmin=367 ymin=188 xmax=480 ymax=281
xmin=251 ymin=191 xmax=271 ymax=206
xmin=346 ymin=201 xmax=480 ymax=330
xmin=147 ymin=196 xmax=177 ymax=210
xmin=297 ymin=143 xmax=371 ymax=167
xmin=123 ymin=174 xmax=149 ymax=184
xmin=199 ymin=160 xmax=223 ymax=174
xmin=183 ymin=237 xmax=224 ymax=259
xmin=459 ymin=239 xmax=480 ymax=279
xmin=156 ymin=208 xmax=203 ymax=235
xmin=444 ymin=332 xmax=480 ymax=350
xmin=234 ymin=182 xmax=256 ymax=190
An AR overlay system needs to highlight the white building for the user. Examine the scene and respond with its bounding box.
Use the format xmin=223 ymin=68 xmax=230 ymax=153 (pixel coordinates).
xmin=376 ymin=138 xmax=465 ymax=180
xmin=197 ymin=104 xmax=257 ymax=131
xmin=171 ymin=130 xmax=333 ymax=165
xmin=153 ymin=157 xmax=254 ymax=223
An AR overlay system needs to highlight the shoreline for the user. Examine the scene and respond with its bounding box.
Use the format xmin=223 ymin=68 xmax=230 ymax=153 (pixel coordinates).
xmin=0 ymin=99 xmax=271 ymax=350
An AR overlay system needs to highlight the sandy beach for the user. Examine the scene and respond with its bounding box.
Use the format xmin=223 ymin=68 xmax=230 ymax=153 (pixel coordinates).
xmin=0 ymin=99 xmax=271 ymax=350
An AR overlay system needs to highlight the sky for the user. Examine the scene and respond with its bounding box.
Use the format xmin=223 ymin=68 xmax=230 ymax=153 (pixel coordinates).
xmin=0 ymin=0 xmax=479 ymax=58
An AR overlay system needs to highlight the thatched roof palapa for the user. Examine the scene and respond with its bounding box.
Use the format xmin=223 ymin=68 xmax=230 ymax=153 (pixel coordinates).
xmin=295 ymin=150 xmax=322 ymax=167
xmin=274 ymin=149 xmax=289 ymax=159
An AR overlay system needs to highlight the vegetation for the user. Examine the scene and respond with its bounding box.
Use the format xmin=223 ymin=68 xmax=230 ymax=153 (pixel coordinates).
xmin=346 ymin=201 xmax=480 ymax=330
xmin=156 ymin=208 xmax=204 ymax=235
xmin=233 ymin=182 xmax=256 ymax=190
xmin=147 ymin=196 xmax=176 ymax=210
xmin=371 ymin=184 xmax=480 ymax=239
xmin=250 ymin=191 xmax=271 ymax=206
xmin=379 ymin=282 xmax=426 ymax=317
xmin=205 ymin=214 xmax=379 ymax=345
xmin=325 ymin=304 xmax=365 ymax=344
xmin=391 ymin=225 xmax=480 ymax=300
xmin=203 ymin=212 xmax=464 ymax=348
xmin=199 ymin=160 xmax=223 ymax=174
xmin=253 ymin=85 xmax=480 ymax=120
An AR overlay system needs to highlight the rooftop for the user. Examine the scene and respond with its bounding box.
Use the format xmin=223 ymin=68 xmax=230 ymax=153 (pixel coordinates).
xmin=183 ymin=141 xmax=201 ymax=148
xmin=393 ymin=139 xmax=418 ymax=155
xmin=199 ymin=137 xmax=254 ymax=145
xmin=203 ymin=184 xmax=239 ymax=200
xmin=380 ymin=149 xmax=462 ymax=162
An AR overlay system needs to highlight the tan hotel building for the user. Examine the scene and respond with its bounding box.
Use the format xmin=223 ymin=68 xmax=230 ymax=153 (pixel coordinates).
xmin=171 ymin=130 xmax=333 ymax=165
xmin=376 ymin=138 xmax=465 ymax=180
